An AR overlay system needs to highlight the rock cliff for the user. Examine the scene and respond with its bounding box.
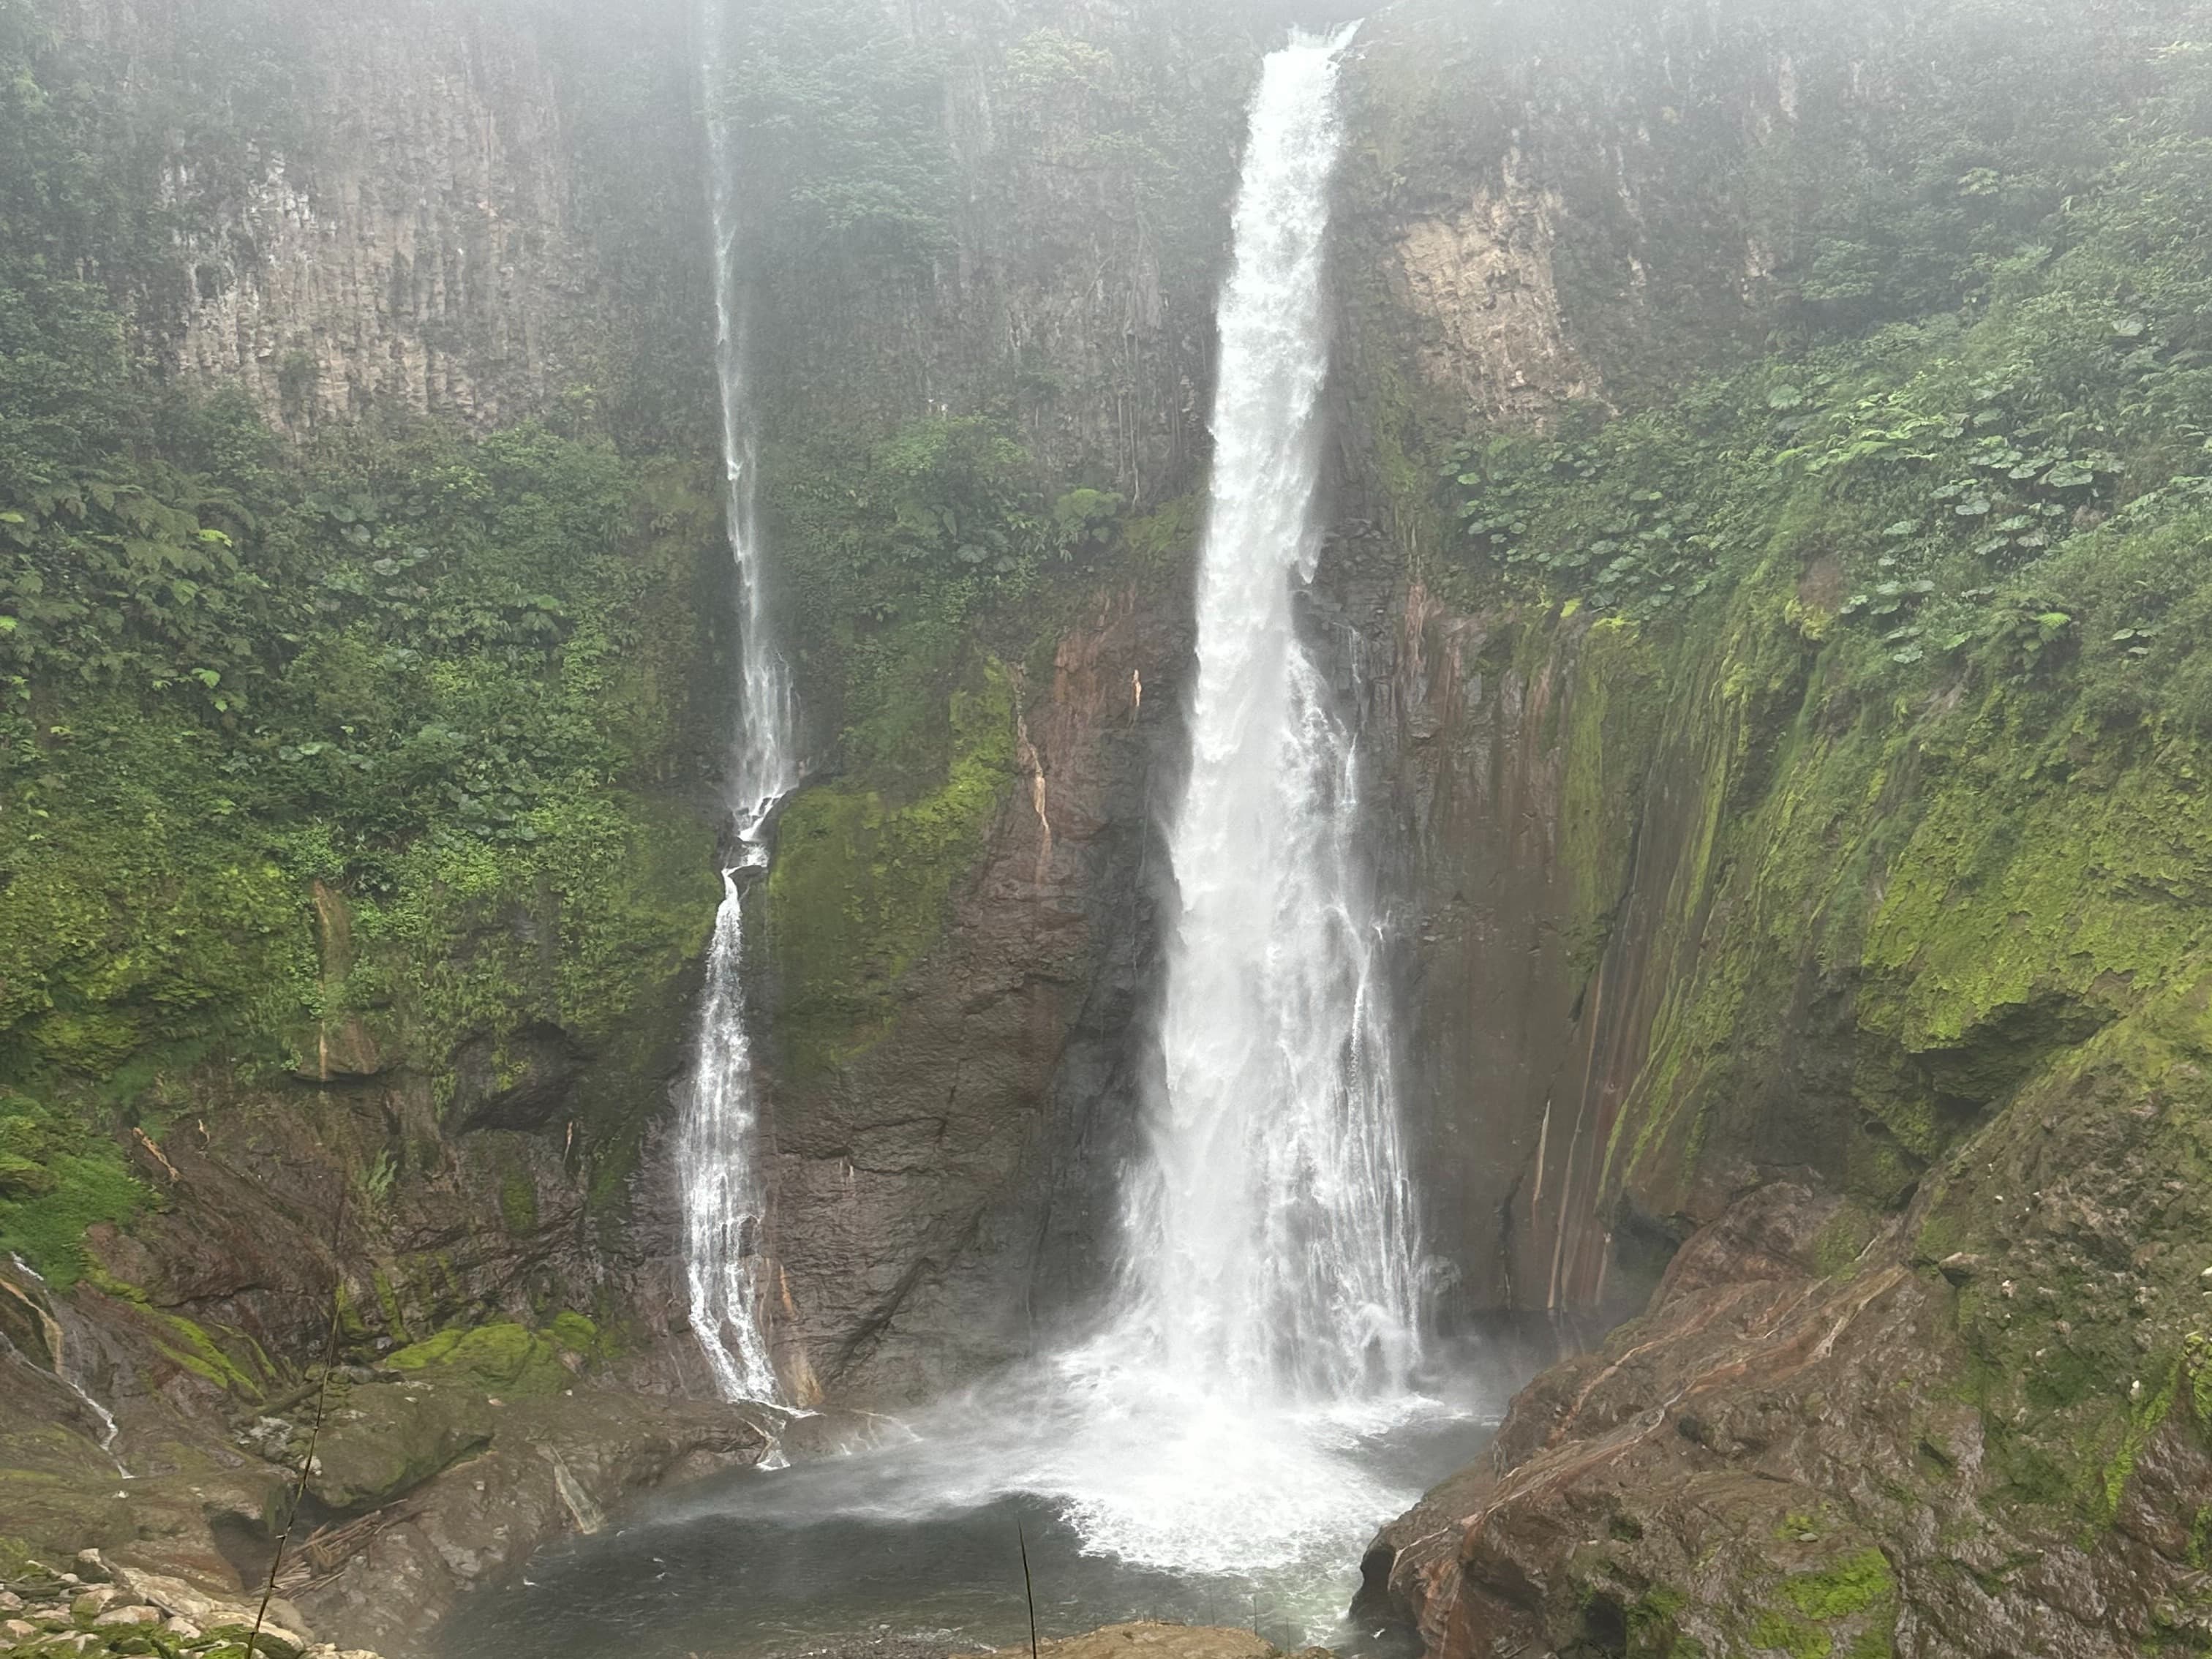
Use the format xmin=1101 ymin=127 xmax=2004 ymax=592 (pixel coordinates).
xmin=1332 ymin=1 xmax=2212 ymax=1651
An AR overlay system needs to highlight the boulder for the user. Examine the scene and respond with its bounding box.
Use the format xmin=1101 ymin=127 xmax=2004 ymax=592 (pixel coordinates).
xmin=108 ymin=1568 xmax=310 ymax=1652
xmin=306 ymin=1382 xmax=494 ymax=1513
xmin=92 ymin=1603 xmax=161 ymax=1626
xmin=67 ymin=1585 xmax=120 ymax=1620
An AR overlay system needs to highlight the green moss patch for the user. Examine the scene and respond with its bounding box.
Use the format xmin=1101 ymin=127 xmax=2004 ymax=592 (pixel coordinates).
xmin=1780 ymin=1549 xmax=1895 ymax=1622
xmin=0 ymin=1094 xmax=146 ymax=1290
xmin=770 ymin=658 xmax=1017 ymax=1077
xmin=385 ymin=1322 xmax=569 ymax=1398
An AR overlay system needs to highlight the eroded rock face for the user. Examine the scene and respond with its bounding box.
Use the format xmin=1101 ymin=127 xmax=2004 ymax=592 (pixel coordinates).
xmin=0 ymin=1287 xmax=765 ymax=1659
xmin=1367 ymin=1027 xmax=2212 ymax=1659
xmin=61 ymin=0 xmax=612 ymax=432
xmin=292 ymin=1388 xmax=765 ymax=1655
xmin=764 ymin=586 xmax=1186 ymax=1404
xmin=1370 ymin=590 xmax=1667 ymax=1325
xmin=1387 ymin=171 xmax=1602 ymax=428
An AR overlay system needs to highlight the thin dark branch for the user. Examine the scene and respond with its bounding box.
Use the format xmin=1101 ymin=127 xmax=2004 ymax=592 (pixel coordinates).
xmin=1018 ymin=1517 xmax=1039 ymax=1659
xmin=249 ymin=1191 xmax=350 ymax=1658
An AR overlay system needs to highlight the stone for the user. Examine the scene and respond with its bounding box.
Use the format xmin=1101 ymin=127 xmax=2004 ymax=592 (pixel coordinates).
xmin=212 ymin=1629 xmax=305 ymax=1659
xmin=304 ymin=1378 xmax=494 ymax=1511
xmin=1938 ymin=1251 xmax=1987 ymax=1283
xmin=69 ymin=1585 xmax=121 ymax=1620
xmin=162 ymin=1617 xmax=202 ymax=1639
xmin=293 ymin=1011 xmax=383 ymax=1083
xmin=109 ymin=1569 xmax=262 ymax=1632
xmin=0 ymin=1590 xmax=18 ymax=1611
xmin=94 ymin=1604 xmax=162 ymax=1627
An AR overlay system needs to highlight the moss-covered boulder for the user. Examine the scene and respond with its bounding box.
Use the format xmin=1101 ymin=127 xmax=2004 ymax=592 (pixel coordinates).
xmin=305 ymin=1382 xmax=494 ymax=1515
xmin=383 ymin=1325 xmax=568 ymax=1399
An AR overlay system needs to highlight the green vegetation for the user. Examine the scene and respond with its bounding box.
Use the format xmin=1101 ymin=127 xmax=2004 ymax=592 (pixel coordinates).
xmin=1429 ymin=2 xmax=2212 ymax=668
xmin=0 ymin=1091 xmax=143 ymax=1289
xmin=546 ymin=1309 xmax=609 ymax=1361
xmin=713 ymin=0 xmax=955 ymax=269
xmin=1345 ymin=6 xmax=2212 ymax=1630
xmin=0 ymin=410 xmax=722 ymax=1130
xmin=385 ymin=1322 xmax=569 ymax=1398
xmin=770 ymin=660 xmax=1018 ymax=1078
xmin=0 ymin=5 xmax=723 ymax=1288
xmin=1780 ymin=1551 xmax=1895 ymax=1622
xmin=1393 ymin=7 xmax=2212 ymax=1223
xmin=764 ymin=413 xmax=1128 ymax=783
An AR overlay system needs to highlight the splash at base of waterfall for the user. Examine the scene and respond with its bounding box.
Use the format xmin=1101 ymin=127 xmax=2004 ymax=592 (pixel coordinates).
xmin=1037 ymin=1342 xmax=1434 ymax=1581
xmin=436 ymin=1328 xmax=1576 ymax=1659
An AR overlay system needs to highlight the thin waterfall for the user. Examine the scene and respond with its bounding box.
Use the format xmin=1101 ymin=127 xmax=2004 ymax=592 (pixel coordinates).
xmin=1112 ymin=23 xmax=1421 ymax=1403
xmin=9 ymin=1254 xmax=130 ymax=1476
xmin=680 ymin=0 xmax=801 ymax=1408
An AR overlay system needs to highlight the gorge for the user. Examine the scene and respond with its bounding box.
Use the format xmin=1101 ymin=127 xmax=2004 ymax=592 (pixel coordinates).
xmin=4 ymin=2 xmax=2212 ymax=1658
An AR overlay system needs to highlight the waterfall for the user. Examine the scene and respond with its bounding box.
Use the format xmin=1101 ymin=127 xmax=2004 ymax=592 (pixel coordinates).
xmin=1115 ymin=23 xmax=1420 ymax=1402
xmin=9 ymin=1254 xmax=131 ymax=1477
xmin=680 ymin=0 xmax=801 ymax=1408
xmin=1018 ymin=31 xmax=1437 ymax=1581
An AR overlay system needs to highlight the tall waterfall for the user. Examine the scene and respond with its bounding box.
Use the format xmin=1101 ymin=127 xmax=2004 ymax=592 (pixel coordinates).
xmin=680 ymin=0 xmax=801 ymax=1407
xmin=1116 ymin=24 xmax=1420 ymax=1402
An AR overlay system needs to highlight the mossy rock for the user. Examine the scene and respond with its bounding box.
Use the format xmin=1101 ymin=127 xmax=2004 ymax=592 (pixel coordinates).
xmin=304 ymin=1380 xmax=493 ymax=1513
xmin=769 ymin=657 xmax=1017 ymax=1078
xmin=385 ymin=1323 xmax=568 ymax=1397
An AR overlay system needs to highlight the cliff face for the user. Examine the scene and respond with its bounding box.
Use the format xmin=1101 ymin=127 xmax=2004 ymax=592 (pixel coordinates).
xmin=50 ymin=0 xmax=712 ymax=436
xmin=764 ymin=585 xmax=1186 ymax=1402
xmin=733 ymin=0 xmax=1264 ymax=1401
xmin=1331 ymin=1 xmax=2212 ymax=1652
xmin=164 ymin=6 xmax=582 ymax=429
xmin=0 ymin=0 xmax=740 ymax=1615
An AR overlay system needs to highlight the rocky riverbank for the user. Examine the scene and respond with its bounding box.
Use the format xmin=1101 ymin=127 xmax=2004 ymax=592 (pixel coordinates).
xmin=0 ymin=1550 xmax=374 ymax=1659
xmin=3 ymin=1288 xmax=773 ymax=1658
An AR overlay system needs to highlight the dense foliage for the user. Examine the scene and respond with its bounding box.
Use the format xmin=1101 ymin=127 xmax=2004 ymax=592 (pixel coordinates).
xmin=0 ymin=9 xmax=725 ymax=1284
xmin=1440 ymin=18 xmax=2212 ymax=730
xmin=713 ymin=0 xmax=955 ymax=269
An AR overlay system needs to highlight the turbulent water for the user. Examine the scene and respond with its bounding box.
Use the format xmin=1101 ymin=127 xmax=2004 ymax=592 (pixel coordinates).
xmin=1034 ymin=22 xmax=1433 ymax=1587
xmin=438 ymin=1332 xmax=1568 ymax=1659
xmin=680 ymin=0 xmax=802 ymax=1408
xmin=1110 ymin=22 xmax=1418 ymax=1402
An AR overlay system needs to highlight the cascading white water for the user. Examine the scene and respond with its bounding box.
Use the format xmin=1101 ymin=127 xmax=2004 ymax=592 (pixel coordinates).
xmin=1119 ymin=20 xmax=1418 ymax=1405
xmin=10 ymin=1254 xmax=130 ymax=1477
xmin=1035 ymin=27 xmax=1437 ymax=1586
xmin=680 ymin=0 xmax=802 ymax=1408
